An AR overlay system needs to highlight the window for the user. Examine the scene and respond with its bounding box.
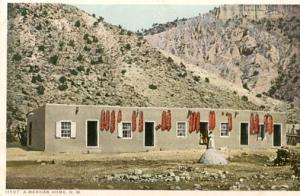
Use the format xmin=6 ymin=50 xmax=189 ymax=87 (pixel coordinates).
xmin=122 ymin=122 xmax=132 ymax=138
xmin=177 ymin=122 xmax=187 ymax=137
xmin=61 ymin=121 xmax=71 ymax=138
xmin=258 ymin=124 xmax=265 ymax=140
xmin=220 ymin=123 xmax=229 ymax=137
xmin=56 ymin=121 xmax=76 ymax=139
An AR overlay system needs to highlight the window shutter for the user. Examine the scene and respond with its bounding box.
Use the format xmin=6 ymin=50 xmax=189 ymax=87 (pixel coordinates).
xmin=71 ymin=122 xmax=76 ymax=138
xmin=117 ymin=123 xmax=123 ymax=138
xmin=56 ymin=121 xmax=61 ymax=138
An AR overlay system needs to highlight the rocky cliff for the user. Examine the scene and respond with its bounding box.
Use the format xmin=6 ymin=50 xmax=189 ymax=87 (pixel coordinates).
xmin=145 ymin=5 xmax=300 ymax=107
xmin=8 ymin=3 xmax=283 ymax=142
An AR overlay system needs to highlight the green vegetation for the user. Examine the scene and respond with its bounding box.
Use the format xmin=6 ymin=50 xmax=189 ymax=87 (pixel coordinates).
xmin=205 ymin=77 xmax=210 ymax=83
xmin=70 ymin=69 xmax=78 ymax=76
xmin=149 ymin=84 xmax=157 ymax=90
xmin=193 ymin=76 xmax=201 ymax=82
xmin=256 ymin=94 xmax=262 ymax=98
xmin=36 ymin=85 xmax=45 ymax=95
xmin=58 ymin=83 xmax=68 ymax=91
xmin=59 ymin=76 xmax=67 ymax=83
xmin=77 ymin=54 xmax=83 ymax=62
xmin=49 ymin=55 xmax=58 ymax=65
xmin=121 ymin=69 xmax=127 ymax=75
xmin=38 ymin=45 xmax=45 ymax=51
xmin=241 ymin=95 xmax=248 ymax=102
xmin=36 ymin=23 xmax=42 ymax=30
xmin=31 ymin=74 xmax=44 ymax=83
xmin=124 ymin=43 xmax=131 ymax=50
xmin=75 ymin=20 xmax=80 ymax=27
xmin=167 ymin=57 xmax=173 ymax=63
xmin=98 ymin=16 xmax=104 ymax=22
xmin=68 ymin=40 xmax=75 ymax=48
xmin=12 ymin=53 xmax=22 ymax=61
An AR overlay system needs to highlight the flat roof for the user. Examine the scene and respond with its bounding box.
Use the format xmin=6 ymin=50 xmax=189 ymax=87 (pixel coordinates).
xmin=43 ymin=103 xmax=286 ymax=114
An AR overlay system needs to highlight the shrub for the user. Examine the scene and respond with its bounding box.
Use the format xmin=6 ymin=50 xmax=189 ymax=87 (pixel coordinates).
xmin=12 ymin=53 xmax=22 ymax=61
xmin=38 ymin=45 xmax=45 ymax=51
xmin=127 ymin=31 xmax=132 ymax=36
xmin=31 ymin=74 xmax=44 ymax=83
xmin=137 ymin=42 xmax=141 ymax=47
xmin=36 ymin=85 xmax=45 ymax=95
xmin=233 ymin=91 xmax=237 ymax=95
xmin=256 ymin=93 xmax=262 ymax=98
xmin=167 ymin=57 xmax=173 ymax=63
xmin=68 ymin=40 xmax=75 ymax=48
xmin=36 ymin=23 xmax=42 ymax=30
xmin=92 ymin=35 xmax=98 ymax=42
xmin=205 ymin=77 xmax=210 ymax=83
xmin=86 ymin=38 xmax=92 ymax=44
xmin=98 ymin=16 xmax=104 ymax=22
xmin=96 ymin=47 xmax=104 ymax=54
xmin=77 ymin=54 xmax=83 ymax=61
xmin=49 ymin=55 xmax=58 ymax=65
xmin=77 ymin=66 xmax=85 ymax=72
xmin=124 ymin=43 xmax=131 ymax=50
xmin=93 ymin=21 xmax=98 ymax=26
xmin=70 ymin=69 xmax=78 ymax=75
xmin=58 ymin=83 xmax=68 ymax=91
xmin=19 ymin=8 xmax=28 ymax=16
xmin=121 ymin=69 xmax=126 ymax=75
xmin=75 ymin=20 xmax=80 ymax=27
xmin=59 ymin=41 xmax=64 ymax=51
xmin=59 ymin=76 xmax=67 ymax=83
xmin=149 ymin=84 xmax=157 ymax=90
xmin=241 ymin=95 xmax=248 ymax=102
xmin=84 ymin=46 xmax=91 ymax=51
xmin=92 ymin=13 xmax=96 ymax=17
xmin=193 ymin=76 xmax=200 ymax=82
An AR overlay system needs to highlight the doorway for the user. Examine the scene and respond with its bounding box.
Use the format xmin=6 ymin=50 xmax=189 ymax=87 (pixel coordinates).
xmin=145 ymin=122 xmax=154 ymax=147
xmin=87 ymin=121 xmax=98 ymax=147
xmin=273 ymin=124 xmax=281 ymax=147
xmin=240 ymin=123 xmax=248 ymax=145
xmin=28 ymin=122 xmax=32 ymax=146
xmin=200 ymin=122 xmax=208 ymax=145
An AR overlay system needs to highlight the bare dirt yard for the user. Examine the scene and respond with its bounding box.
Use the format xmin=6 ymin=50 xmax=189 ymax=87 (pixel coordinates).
xmin=6 ymin=146 xmax=300 ymax=190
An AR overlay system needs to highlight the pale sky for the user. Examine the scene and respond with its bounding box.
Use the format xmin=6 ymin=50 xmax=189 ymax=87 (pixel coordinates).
xmin=75 ymin=5 xmax=217 ymax=32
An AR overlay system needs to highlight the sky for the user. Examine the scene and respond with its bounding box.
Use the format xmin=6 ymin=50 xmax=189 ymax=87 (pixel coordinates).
xmin=75 ymin=5 xmax=217 ymax=32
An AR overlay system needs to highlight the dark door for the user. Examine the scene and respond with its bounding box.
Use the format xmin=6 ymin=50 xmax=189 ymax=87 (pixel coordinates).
xmin=240 ymin=123 xmax=248 ymax=145
xmin=28 ymin=122 xmax=32 ymax=145
xmin=273 ymin=124 xmax=281 ymax=146
xmin=87 ymin=121 xmax=98 ymax=147
xmin=200 ymin=122 xmax=208 ymax=145
xmin=145 ymin=122 xmax=154 ymax=146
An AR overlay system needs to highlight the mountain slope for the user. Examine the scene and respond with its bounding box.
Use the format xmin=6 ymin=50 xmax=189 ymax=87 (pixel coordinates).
xmin=7 ymin=3 xmax=288 ymax=142
xmin=144 ymin=5 xmax=300 ymax=107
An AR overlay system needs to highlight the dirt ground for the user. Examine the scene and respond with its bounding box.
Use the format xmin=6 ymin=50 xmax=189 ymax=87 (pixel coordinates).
xmin=6 ymin=146 xmax=300 ymax=190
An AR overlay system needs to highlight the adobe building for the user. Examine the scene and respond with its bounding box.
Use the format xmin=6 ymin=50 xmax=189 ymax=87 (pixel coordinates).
xmin=27 ymin=104 xmax=286 ymax=153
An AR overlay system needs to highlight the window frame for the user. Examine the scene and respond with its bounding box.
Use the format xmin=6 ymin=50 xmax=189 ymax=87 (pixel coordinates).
xmin=60 ymin=120 xmax=72 ymax=139
xmin=176 ymin=121 xmax=187 ymax=138
xmin=121 ymin=121 xmax=132 ymax=139
xmin=220 ymin=122 xmax=230 ymax=138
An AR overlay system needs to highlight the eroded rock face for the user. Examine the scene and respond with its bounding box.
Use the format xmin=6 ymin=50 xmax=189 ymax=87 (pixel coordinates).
xmin=7 ymin=3 xmax=265 ymax=142
xmin=145 ymin=5 xmax=300 ymax=106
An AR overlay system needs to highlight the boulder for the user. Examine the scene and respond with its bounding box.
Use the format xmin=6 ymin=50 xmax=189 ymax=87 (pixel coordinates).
xmin=198 ymin=149 xmax=228 ymax=165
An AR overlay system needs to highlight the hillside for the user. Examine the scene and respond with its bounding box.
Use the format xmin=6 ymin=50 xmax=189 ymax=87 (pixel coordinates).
xmin=7 ymin=3 xmax=289 ymax=142
xmin=144 ymin=5 xmax=300 ymax=107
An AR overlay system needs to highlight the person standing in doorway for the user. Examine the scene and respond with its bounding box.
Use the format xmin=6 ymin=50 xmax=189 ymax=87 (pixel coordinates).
xmin=208 ymin=131 xmax=215 ymax=149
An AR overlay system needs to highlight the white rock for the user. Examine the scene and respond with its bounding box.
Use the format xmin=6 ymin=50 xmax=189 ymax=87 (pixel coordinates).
xmin=198 ymin=149 xmax=228 ymax=165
